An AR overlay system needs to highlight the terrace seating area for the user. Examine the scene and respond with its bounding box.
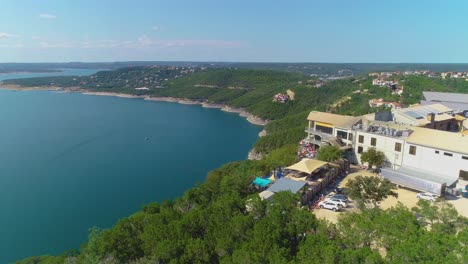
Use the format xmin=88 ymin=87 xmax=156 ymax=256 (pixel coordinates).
xmin=253 ymin=158 xmax=350 ymax=206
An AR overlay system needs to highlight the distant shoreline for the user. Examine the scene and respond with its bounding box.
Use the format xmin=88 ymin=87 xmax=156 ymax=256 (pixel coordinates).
xmin=0 ymin=84 xmax=269 ymax=126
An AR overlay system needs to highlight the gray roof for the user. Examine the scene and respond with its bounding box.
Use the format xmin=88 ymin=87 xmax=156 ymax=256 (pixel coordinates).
xmin=421 ymin=100 xmax=468 ymax=113
xmin=267 ymin=178 xmax=306 ymax=194
xmin=382 ymin=166 xmax=458 ymax=186
xmin=423 ymin=91 xmax=468 ymax=104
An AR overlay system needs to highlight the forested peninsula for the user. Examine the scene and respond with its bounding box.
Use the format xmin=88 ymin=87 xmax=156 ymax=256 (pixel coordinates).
xmin=5 ymin=67 xmax=468 ymax=264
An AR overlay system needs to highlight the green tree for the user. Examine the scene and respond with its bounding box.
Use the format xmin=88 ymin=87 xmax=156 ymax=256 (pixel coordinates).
xmin=316 ymin=145 xmax=343 ymax=162
xmin=360 ymin=147 xmax=385 ymax=169
xmin=345 ymin=175 xmax=398 ymax=208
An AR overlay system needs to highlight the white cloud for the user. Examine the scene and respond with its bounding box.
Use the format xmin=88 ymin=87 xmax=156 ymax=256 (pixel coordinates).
xmin=0 ymin=32 xmax=20 ymax=39
xmin=39 ymin=14 xmax=57 ymax=19
xmin=152 ymin=26 xmax=160 ymax=31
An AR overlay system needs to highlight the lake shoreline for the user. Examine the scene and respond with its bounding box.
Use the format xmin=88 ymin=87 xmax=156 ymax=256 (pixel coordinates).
xmin=0 ymin=84 xmax=270 ymax=126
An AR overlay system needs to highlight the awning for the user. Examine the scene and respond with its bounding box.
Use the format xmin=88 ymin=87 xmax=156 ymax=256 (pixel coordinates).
xmin=315 ymin=121 xmax=333 ymax=128
xmin=286 ymin=158 xmax=328 ymax=174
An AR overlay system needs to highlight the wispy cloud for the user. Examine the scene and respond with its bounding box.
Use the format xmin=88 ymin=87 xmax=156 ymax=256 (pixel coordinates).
xmin=152 ymin=25 xmax=161 ymax=31
xmin=39 ymin=13 xmax=57 ymax=19
xmin=0 ymin=32 xmax=20 ymax=39
xmin=36 ymin=36 xmax=245 ymax=49
xmin=0 ymin=43 xmax=24 ymax=48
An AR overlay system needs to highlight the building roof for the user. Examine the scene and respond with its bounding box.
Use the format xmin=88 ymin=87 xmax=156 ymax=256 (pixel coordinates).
xmin=307 ymin=111 xmax=361 ymax=128
xmin=286 ymin=158 xmax=328 ymax=174
xmin=393 ymin=103 xmax=454 ymax=126
xmin=423 ymin=91 xmax=468 ymax=104
xmin=381 ymin=166 xmax=458 ymax=188
xmin=421 ymin=100 xmax=468 ymax=113
xmin=258 ymin=190 xmax=275 ymax=200
xmin=267 ymin=178 xmax=306 ymax=194
xmin=406 ymin=127 xmax=468 ymax=154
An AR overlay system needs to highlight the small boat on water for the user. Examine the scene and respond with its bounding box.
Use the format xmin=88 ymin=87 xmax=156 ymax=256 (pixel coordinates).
xmin=145 ymin=137 xmax=151 ymax=141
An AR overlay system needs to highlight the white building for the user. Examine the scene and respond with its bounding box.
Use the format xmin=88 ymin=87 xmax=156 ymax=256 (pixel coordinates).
xmin=402 ymin=127 xmax=468 ymax=185
xmin=304 ymin=110 xmax=468 ymax=194
xmin=353 ymin=121 xmax=412 ymax=169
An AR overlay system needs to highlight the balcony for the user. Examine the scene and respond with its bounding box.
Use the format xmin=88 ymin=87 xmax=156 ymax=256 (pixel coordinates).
xmin=304 ymin=127 xmax=334 ymax=140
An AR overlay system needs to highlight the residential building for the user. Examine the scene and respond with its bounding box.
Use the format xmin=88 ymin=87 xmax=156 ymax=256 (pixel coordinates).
xmin=368 ymin=98 xmax=403 ymax=109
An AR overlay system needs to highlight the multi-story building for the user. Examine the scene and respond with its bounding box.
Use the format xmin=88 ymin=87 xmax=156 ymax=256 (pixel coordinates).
xmin=303 ymin=110 xmax=468 ymax=194
xmin=353 ymin=121 xmax=413 ymax=169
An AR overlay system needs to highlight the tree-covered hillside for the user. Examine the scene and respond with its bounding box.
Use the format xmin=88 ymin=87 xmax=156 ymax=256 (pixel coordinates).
xmin=7 ymin=67 xmax=468 ymax=263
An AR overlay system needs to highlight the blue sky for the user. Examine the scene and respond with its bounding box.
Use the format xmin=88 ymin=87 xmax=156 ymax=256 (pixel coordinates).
xmin=1 ymin=0 xmax=467 ymax=63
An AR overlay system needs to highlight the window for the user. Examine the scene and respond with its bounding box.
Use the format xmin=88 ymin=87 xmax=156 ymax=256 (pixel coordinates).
xmin=358 ymin=135 xmax=364 ymax=143
xmin=371 ymin=137 xmax=377 ymax=146
xmin=409 ymin=145 xmax=416 ymax=155
xmin=462 ymin=156 xmax=468 ymax=160
xmin=460 ymin=170 xmax=468 ymax=181
xmin=337 ymin=130 xmax=347 ymax=140
xmin=315 ymin=125 xmax=333 ymax=135
xmin=444 ymin=152 xmax=453 ymax=157
xmin=358 ymin=146 xmax=363 ymax=154
xmin=348 ymin=133 xmax=353 ymax=141
xmin=435 ymin=150 xmax=439 ymax=154
xmin=394 ymin=142 xmax=402 ymax=152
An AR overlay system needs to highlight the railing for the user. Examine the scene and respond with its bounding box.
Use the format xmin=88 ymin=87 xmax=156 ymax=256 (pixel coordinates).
xmin=304 ymin=127 xmax=334 ymax=139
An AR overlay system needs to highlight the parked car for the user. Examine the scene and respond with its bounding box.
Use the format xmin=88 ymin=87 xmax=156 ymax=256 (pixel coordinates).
xmin=416 ymin=192 xmax=439 ymax=202
xmin=332 ymin=194 xmax=348 ymax=203
xmin=326 ymin=197 xmax=347 ymax=207
xmin=318 ymin=201 xmax=342 ymax=211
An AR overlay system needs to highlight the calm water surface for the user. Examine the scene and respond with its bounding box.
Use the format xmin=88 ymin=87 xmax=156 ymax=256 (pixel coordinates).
xmin=0 ymin=70 xmax=261 ymax=263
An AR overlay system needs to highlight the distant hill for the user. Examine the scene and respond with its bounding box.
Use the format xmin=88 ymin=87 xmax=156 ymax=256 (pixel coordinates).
xmin=4 ymin=61 xmax=468 ymax=76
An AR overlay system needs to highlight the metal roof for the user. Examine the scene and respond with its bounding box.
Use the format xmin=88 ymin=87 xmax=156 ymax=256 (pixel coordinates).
xmin=423 ymin=91 xmax=468 ymax=104
xmin=267 ymin=178 xmax=306 ymax=194
xmin=382 ymin=166 xmax=458 ymax=186
xmin=421 ymin=100 xmax=468 ymax=113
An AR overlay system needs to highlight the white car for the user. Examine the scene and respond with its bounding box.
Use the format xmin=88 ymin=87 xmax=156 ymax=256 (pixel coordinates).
xmin=416 ymin=192 xmax=439 ymax=202
xmin=318 ymin=201 xmax=342 ymax=211
xmin=325 ymin=197 xmax=347 ymax=207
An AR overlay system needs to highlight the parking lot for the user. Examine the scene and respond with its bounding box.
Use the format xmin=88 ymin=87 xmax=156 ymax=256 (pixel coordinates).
xmin=313 ymin=169 xmax=468 ymax=223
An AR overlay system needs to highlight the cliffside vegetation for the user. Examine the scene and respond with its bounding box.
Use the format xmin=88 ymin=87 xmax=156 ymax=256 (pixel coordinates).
xmin=8 ymin=67 xmax=468 ymax=263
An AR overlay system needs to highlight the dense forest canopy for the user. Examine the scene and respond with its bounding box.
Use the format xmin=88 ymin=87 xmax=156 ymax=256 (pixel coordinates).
xmin=5 ymin=66 xmax=468 ymax=263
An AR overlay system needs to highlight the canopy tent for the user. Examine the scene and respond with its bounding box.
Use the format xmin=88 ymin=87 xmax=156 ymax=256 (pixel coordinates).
xmin=253 ymin=177 xmax=272 ymax=188
xmin=286 ymin=158 xmax=328 ymax=174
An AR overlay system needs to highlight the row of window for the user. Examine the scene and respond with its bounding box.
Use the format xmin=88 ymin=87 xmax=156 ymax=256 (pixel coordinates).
xmin=356 ymin=134 xmax=467 ymax=160
xmin=358 ymin=135 xmax=377 ymax=146
xmin=409 ymin=146 xmax=468 ymax=160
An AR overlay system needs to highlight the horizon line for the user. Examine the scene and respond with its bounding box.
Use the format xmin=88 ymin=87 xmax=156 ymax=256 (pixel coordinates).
xmin=2 ymin=60 xmax=468 ymax=65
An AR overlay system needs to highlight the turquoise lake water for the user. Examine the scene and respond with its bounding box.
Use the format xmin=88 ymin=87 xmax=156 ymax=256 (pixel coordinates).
xmin=0 ymin=70 xmax=261 ymax=263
